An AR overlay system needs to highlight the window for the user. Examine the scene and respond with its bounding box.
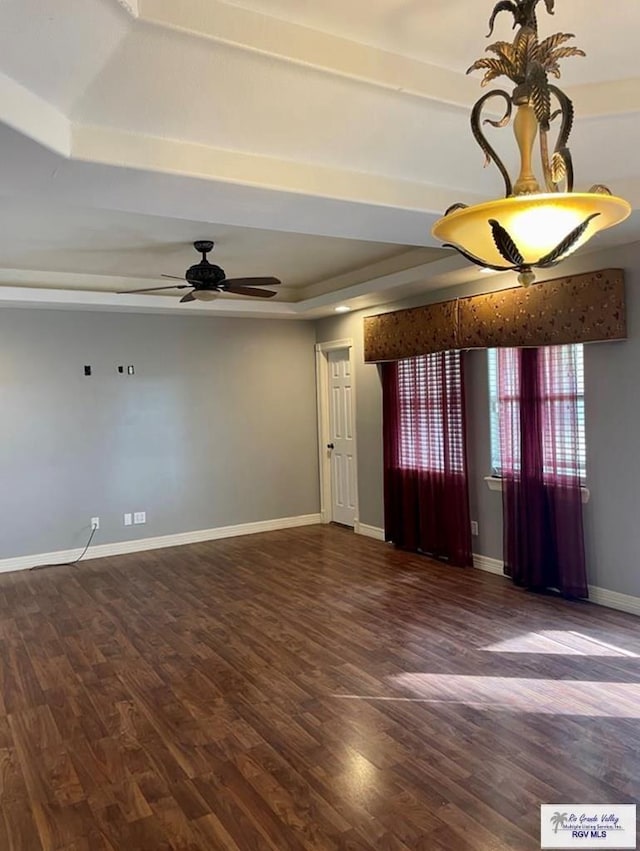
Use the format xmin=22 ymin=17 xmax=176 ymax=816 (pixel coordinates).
xmin=488 ymin=344 xmax=586 ymax=480
xmin=396 ymin=351 xmax=465 ymax=474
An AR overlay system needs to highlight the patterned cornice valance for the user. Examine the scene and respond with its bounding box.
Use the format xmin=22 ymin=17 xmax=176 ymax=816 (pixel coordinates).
xmin=364 ymin=269 xmax=625 ymax=363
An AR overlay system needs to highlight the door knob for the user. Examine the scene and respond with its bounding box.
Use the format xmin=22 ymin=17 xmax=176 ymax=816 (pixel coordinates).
xmin=327 ymin=443 xmax=335 ymax=449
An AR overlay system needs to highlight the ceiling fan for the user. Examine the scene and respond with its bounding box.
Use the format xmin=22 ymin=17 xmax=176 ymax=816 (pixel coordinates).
xmin=119 ymin=240 xmax=281 ymax=302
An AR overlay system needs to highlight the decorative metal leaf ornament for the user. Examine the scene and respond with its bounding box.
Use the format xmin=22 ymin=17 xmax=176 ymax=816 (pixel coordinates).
xmin=470 ymin=91 xmax=513 ymax=195
xmin=588 ymin=185 xmax=613 ymax=196
xmin=485 ymin=40 xmax=518 ymax=65
xmin=442 ymin=244 xmax=513 ymax=272
xmin=549 ymin=86 xmax=574 ymax=142
xmin=466 ymin=57 xmax=516 ymax=87
xmin=513 ymin=28 xmax=536 ymax=80
xmin=550 ymin=46 xmax=585 ymax=61
xmin=444 ymin=203 xmax=470 ymax=215
xmin=538 ymin=32 xmax=576 ymax=55
xmin=528 ymin=62 xmax=551 ymax=129
xmin=472 ymin=1 xmax=582 ymax=91
xmin=550 ymin=150 xmax=567 ymax=183
xmin=522 ymin=29 xmax=540 ymax=68
xmin=489 ymin=220 xmax=525 ymax=266
xmin=537 ymin=213 xmax=601 ymax=267
xmin=487 ymin=1 xmax=518 ymax=37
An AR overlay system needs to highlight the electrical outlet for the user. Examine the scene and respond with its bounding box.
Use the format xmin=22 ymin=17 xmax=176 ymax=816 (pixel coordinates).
xmin=123 ymin=513 xmax=132 ymax=526
xmin=133 ymin=511 xmax=146 ymax=525
xmin=91 ymin=517 xmax=100 ymax=530
xmin=470 ymin=520 xmax=479 ymax=536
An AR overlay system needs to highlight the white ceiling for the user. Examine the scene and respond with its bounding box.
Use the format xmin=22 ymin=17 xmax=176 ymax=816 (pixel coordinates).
xmin=0 ymin=0 xmax=128 ymax=109
xmin=0 ymin=195 xmax=452 ymax=300
xmin=219 ymin=0 xmax=640 ymax=84
xmin=0 ymin=0 xmax=637 ymax=318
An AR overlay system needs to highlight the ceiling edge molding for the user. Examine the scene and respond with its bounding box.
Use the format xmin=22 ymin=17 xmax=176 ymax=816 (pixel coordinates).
xmin=71 ymin=124 xmax=481 ymax=219
xmin=0 ymin=268 xmax=301 ymax=303
xmin=297 ymin=255 xmax=469 ymax=313
xmin=0 ymin=0 xmax=635 ymax=173
xmin=137 ymin=0 xmax=477 ymax=110
xmin=137 ymin=0 xmax=640 ymax=121
xmin=299 ymin=248 xmax=449 ymax=300
xmin=0 ymin=72 xmax=70 ymax=156
xmin=296 ymin=234 xmax=640 ymax=316
xmin=0 ymin=285 xmax=303 ymax=319
xmin=568 ymin=77 xmax=640 ymax=119
xmin=3 ymin=239 xmax=639 ymax=320
xmin=114 ymin=0 xmax=138 ymax=16
xmin=567 ymin=77 xmax=640 ymax=119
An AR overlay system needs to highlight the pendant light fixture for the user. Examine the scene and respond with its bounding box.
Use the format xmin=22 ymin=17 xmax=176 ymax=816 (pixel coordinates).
xmin=432 ymin=0 xmax=631 ymax=286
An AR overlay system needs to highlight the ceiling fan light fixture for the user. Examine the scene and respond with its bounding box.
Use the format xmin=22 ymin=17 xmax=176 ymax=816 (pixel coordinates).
xmin=192 ymin=290 xmax=219 ymax=301
xmin=431 ymin=0 xmax=631 ymax=285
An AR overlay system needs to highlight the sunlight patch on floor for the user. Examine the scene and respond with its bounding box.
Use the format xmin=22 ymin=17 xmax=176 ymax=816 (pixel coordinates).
xmin=480 ymin=630 xmax=638 ymax=657
xmin=333 ymin=673 xmax=640 ymax=717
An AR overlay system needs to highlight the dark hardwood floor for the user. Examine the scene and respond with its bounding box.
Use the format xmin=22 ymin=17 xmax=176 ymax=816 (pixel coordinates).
xmin=1 ymin=525 xmax=639 ymax=850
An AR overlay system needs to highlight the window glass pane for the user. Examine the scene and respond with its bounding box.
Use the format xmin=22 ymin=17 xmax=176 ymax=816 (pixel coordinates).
xmin=487 ymin=344 xmax=586 ymax=480
xmin=397 ymin=352 xmax=465 ymax=474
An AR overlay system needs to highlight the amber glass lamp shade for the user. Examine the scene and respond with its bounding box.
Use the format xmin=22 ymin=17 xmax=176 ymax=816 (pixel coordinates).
xmin=433 ymin=192 xmax=631 ymax=272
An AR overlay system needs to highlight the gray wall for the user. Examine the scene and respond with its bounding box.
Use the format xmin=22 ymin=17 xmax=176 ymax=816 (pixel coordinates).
xmin=315 ymin=279 xmax=511 ymax=534
xmin=4 ymin=241 xmax=640 ymax=597
xmin=316 ymin=242 xmax=640 ymax=598
xmin=1 ymin=309 xmax=319 ymax=559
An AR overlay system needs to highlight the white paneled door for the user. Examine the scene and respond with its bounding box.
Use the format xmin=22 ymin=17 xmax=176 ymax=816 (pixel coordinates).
xmin=327 ymin=349 xmax=356 ymax=527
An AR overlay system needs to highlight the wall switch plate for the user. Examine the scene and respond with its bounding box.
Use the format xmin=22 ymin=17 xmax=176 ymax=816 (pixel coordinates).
xmin=91 ymin=517 xmax=100 ymax=530
xmin=470 ymin=521 xmax=479 ymax=536
xmin=84 ymin=365 xmax=92 ymax=376
xmin=123 ymin=513 xmax=132 ymax=526
xmin=133 ymin=511 xmax=146 ymax=525
xmin=118 ymin=366 xmax=124 ymax=374
xmin=127 ymin=365 xmax=135 ymax=375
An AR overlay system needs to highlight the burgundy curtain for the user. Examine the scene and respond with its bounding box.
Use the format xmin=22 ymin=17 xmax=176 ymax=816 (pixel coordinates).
xmin=382 ymin=351 xmax=472 ymax=567
xmin=498 ymin=346 xmax=588 ymax=598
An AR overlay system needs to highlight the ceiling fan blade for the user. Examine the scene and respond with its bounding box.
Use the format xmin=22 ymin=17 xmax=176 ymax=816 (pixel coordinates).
xmin=180 ymin=292 xmax=196 ymax=303
xmin=224 ymin=285 xmax=277 ymax=298
xmin=222 ymin=276 xmax=281 ymax=287
xmin=162 ymin=274 xmax=188 ymax=281
xmin=117 ymin=284 xmax=189 ymax=294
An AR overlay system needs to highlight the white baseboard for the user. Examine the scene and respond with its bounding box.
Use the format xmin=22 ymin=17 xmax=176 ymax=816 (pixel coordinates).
xmin=0 ymin=513 xmax=322 ymax=574
xmin=587 ymin=585 xmax=640 ymax=617
xmin=473 ymin=554 xmax=505 ymax=576
xmin=472 ymin=552 xmax=640 ymax=618
xmin=6 ymin=519 xmax=639 ymax=619
xmin=351 ymin=542 xmax=640 ymax=618
xmin=355 ymin=522 xmax=385 ymax=541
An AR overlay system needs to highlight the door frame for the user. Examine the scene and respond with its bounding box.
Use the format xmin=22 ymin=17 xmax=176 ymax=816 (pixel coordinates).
xmin=315 ymin=339 xmax=359 ymax=526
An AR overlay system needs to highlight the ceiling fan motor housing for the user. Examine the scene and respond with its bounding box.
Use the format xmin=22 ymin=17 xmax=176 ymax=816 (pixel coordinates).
xmin=186 ymin=261 xmax=226 ymax=287
xmin=186 ymin=240 xmax=226 ymax=288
